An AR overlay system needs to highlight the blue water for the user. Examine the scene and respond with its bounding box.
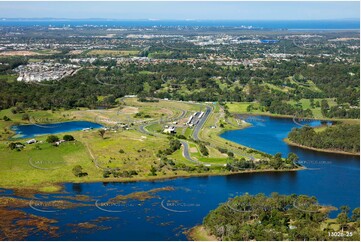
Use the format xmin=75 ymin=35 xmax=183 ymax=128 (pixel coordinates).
xmin=11 ymin=121 xmax=103 ymax=138
xmin=0 ymin=20 xmax=359 ymax=29
xmin=2 ymin=116 xmax=359 ymax=240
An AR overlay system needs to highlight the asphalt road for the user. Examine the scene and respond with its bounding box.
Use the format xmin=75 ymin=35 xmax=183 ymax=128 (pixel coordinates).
xmin=192 ymin=105 xmax=212 ymax=140
xmin=138 ymin=108 xmax=186 ymax=135
xmin=180 ymin=140 xmax=199 ymax=164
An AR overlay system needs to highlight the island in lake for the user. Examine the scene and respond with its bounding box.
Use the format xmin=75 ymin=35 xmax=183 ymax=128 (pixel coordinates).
xmin=189 ymin=193 xmax=360 ymax=241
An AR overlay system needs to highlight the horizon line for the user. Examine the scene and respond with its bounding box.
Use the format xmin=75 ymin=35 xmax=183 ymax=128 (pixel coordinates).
xmin=0 ymin=18 xmax=360 ymax=21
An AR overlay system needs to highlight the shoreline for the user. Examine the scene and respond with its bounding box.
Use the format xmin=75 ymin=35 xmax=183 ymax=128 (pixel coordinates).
xmin=0 ymin=166 xmax=305 ymax=193
xmin=232 ymin=111 xmax=360 ymax=123
xmin=2 ymin=110 xmax=357 ymax=193
xmin=187 ymin=225 xmax=218 ymax=241
xmin=284 ymin=138 xmax=360 ymax=156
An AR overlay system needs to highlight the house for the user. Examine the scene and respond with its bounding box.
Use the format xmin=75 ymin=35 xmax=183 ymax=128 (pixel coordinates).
xmin=26 ymin=139 xmax=37 ymax=144
xmin=163 ymin=126 xmax=176 ymax=134
xmin=15 ymin=144 xmax=25 ymax=149
xmin=54 ymin=140 xmax=66 ymax=146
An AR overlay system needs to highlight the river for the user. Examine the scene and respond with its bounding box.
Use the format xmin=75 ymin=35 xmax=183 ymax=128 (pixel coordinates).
xmin=2 ymin=115 xmax=359 ymax=240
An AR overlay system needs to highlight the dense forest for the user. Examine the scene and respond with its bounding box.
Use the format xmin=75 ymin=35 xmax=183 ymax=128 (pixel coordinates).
xmin=288 ymin=124 xmax=360 ymax=153
xmin=202 ymin=193 xmax=360 ymax=241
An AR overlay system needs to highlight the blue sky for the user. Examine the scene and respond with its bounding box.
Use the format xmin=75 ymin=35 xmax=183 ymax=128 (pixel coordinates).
xmin=0 ymin=1 xmax=359 ymax=20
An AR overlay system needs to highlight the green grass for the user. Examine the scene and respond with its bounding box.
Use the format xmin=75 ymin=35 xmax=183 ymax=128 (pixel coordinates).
xmin=0 ymin=108 xmax=76 ymax=140
xmin=0 ymin=137 xmax=95 ymax=190
xmin=0 ymin=74 xmax=17 ymax=82
xmin=0 ymin=98 xmax=301 ymax=191
xmin=148 ymin=51 xmax=173 ymax=58
xmin=184 ymin=127 xmax=193 ymax=138
xmin=226 ymin=102 xmax=265 ymax=114
xmin=87 ymin=49 xmax=139 ymax=57
xmin=288 ymin=76 xmax=322 ymax=93
xmin=139 ymin=71 xmax=156 ymax=75
xmin=287 ymin=98 xmax=337 ymax=118
xmin=34 ymin=49 xmax=61 ymax=55
xmin=263 ymin=83 xmax=292 ymax=93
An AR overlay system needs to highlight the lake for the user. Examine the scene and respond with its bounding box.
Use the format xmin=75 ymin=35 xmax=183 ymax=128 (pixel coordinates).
xmin=2 ymin=116 xmax=359 ymax=240
xmin=11 ymin=121 xmax=103 ymax=139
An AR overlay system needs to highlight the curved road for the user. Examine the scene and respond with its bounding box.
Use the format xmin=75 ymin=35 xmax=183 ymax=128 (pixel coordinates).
xmin=180 ymin=140 xmax=199 ymax=164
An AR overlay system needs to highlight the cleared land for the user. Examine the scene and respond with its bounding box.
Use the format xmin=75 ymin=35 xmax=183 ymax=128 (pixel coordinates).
xmin=0 ymin=98 xmax=305 ymax=192
xmin=87 ymin=50 xmax=139 ymax=57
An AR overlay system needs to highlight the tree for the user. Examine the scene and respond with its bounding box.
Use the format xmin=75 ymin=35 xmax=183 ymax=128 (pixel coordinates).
xmin=286 ymin=152 xmax=299 ymax=165
xmin=271 ymin=153 xmax=283 ymax=169
xmin=199 ymin=144 xmax=209 ymax=156
xmin=149 ymin=165 xmax=157 ymax=176
xmin=337 ymin=211 xmax=349 ymax=230
xmin=3 ymin=116 xmax=11 ymax=121
xmin=351 ymin=208 xmax=360 ymax=222
xmin=22 ymin=113 xmax=29 ymax=121
xmin=72 ymin=165 xmax=87 ymax=177
xmin=63 ymin=135 xmax=75 ymax=141
xmin=103 ymin=170 xmax=111 ymax=178
xmin=9 ymin=142 xmax=23 ymax=150
xmin=321 ymin=99 xmax=329 ymax=116
xmin=46 ymin=135 xmax=59 ymax=143
xmin=99 ymin=129 xmax=106 ymax=139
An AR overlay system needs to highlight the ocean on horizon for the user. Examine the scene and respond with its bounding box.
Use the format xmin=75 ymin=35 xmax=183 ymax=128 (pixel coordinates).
xmin=0 ymin=19 xmax=359 ymax=30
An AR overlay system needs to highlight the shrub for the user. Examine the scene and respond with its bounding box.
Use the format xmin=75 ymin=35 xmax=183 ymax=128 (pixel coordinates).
xmin=22 ymin=113 xmax=29 ymax=120
xmin=72 ymin=165 xmax=88 ymax=177
xmin=199 ymin=144 xmax=209 ymax=156
xmin=103 ymin=170 xmax=111 ymax=178
xmin=227 ymin=151 xmax=234 ymax=158
xmin=63 ymin=135 xmax=75 ymax=141
xmin=149 ymin=165 xmax=157 ymax=176
xmin=9 ymin=142 xmax=23 ymax=150
xmin=176 ymin=134 xmax=187 ymax=139
xmin=46 ymin=135 xmax=59 ymax=143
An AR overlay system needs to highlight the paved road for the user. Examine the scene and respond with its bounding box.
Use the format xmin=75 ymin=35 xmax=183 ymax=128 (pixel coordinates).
xmin=180 ymin=140 xmax=199 ymax=164
xmin=138 ymin=108 xmax=186 ymax=136
xmin=192 ymin=105 xmax=212 ymax=141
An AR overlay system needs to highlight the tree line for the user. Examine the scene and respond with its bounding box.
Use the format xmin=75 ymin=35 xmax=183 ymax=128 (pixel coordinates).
xmin=288 ymin=124 xmax=360 ymax=153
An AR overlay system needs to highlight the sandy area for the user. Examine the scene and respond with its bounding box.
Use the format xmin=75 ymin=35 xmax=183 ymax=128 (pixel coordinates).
xmin=119 ymin=106 xmax=139 ymax=114
xmin=0 ymin=51 xmax=40 ymax=56
xmin=189 ymin=147 xmax=198 ymax=153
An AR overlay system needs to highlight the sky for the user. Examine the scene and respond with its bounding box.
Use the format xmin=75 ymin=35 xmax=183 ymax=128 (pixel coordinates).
xmin=0 ymin=1 xmax=359 ymax=20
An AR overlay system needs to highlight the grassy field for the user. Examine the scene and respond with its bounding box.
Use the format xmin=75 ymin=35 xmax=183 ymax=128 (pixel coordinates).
xmin=226 ymin=102 xmax=266 ymax=115
xmin=148 ymin=51 xmax=173 ymax=58
xmin=87 ymin=49 xmax=139 ymax=57
xmin=198 ymin=104 xmax=265 ymax=160
xmin=226 ymin=98 xmax=340 ymax=119
xmin=34 ymin=49 xmax=61 ymax=55
xmin=0 ymin=98 xmax=309 ymax=192
xmin=0 ymin=133 xmax=95 ymax=191
xmin=0 ymin=74 xmax=17 ymax=83
xmin=0 ymin=98 xmax=223 ymax=191
xmin=287 ymin=98 xmax=337 ymax=118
